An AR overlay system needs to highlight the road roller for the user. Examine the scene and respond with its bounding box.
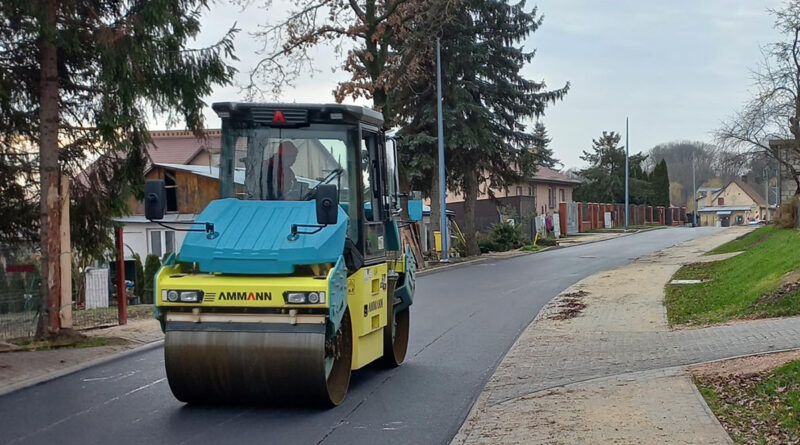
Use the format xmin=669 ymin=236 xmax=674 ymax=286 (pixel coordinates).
xmin=145 ymin=103 xmax=417 ymax=405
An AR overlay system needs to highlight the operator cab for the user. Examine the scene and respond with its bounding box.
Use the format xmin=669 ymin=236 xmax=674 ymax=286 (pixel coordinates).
xmin=212 ymin=102 xmax=400 ymax=266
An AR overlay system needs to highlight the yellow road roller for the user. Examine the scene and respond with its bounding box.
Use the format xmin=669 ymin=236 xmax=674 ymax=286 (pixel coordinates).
xmin=145 ymin=103 xmax=417 ymax=405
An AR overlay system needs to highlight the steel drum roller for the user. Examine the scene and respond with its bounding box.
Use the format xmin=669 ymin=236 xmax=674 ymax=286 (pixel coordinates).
xmin=164 ymin=315 xmax=352 ymax=405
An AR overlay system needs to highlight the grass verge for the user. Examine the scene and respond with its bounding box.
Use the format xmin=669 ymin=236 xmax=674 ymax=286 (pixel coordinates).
xmin=665 ymin=226 xmax=800 ymax=326
xmin=695 ymin=359 xmax=800 ymax=444
xmin=8 ymin=335 xmax=127 ymax=352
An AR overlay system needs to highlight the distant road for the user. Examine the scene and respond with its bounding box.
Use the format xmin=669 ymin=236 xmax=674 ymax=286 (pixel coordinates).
xmin=0 ymin=227 xmax=722 ymax=445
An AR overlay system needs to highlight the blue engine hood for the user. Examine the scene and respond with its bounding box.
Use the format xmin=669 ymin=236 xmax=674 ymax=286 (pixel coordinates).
xmin=178 ymin=199 xmax=348 ymax=275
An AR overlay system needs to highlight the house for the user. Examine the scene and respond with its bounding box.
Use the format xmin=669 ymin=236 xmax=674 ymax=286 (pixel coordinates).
xmin=444 ymin=166 xmax=582 ymax=234
xmin=697 ymin=179 xmax=771 ymax=227
xmin=695 ymin=186 xmax=721 ymax=211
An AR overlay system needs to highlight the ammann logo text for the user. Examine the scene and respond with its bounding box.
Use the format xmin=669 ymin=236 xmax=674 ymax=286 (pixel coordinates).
xmin=218 ymin=291 xmax=272 ymax=301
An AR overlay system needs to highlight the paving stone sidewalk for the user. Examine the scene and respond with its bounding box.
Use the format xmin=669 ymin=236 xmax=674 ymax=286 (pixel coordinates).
xmin=452 ymin=226 xmax=798 ymax=445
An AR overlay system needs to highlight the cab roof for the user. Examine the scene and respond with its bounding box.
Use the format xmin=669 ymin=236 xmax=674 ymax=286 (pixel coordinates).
xmin=212 ymin=102 xmax=384 ymax=128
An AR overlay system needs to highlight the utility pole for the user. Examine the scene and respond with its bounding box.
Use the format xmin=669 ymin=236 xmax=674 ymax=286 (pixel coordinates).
xmin=764 ymin=167 xmax=769 ymax=221
xmin=436 ymin=37 xmax=449 ymax=263
xmin=625 ymin=117 xmax=629 ymax=231
xmin=692 ymin=154 xmax=697 ymax=227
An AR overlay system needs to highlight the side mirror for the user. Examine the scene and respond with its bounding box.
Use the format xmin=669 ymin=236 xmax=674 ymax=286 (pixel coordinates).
xmin=408 ymin=190 xmax=423 ymax=222
xmin=144 ymin=179 xmax=166 ymax=220
xmin=315 ymin=184 xmax=339 ymax=225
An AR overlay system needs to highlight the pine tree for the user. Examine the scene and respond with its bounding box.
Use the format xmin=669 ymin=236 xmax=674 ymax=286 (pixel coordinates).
xmin=574 ymin=131 xmax=651 ymax=204
xmin=0 ymin=0 xmax=236 ymax=336
xmin=395 ymin=0 xmax=568 ymax=256
xmin=651 ymin=159 xmax=671 ymax=207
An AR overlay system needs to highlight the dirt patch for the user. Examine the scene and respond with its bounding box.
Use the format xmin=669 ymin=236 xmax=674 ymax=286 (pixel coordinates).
xmin=5 ymin=330 xmax=130 ymax=352
xmin=692 ymin=355 xmax=800 ymax=445
xmin=780 ymin=270 xmax=800 ymax=287
xmin=549 ymin=290 xmax=589 ymax=320
xmin=753 ymin=282 xmax=800 ymax=307
xmin=689 ymin=350 xmax=800 ymax=378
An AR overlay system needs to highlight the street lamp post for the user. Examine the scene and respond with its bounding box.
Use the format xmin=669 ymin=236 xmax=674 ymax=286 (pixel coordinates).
xmin=625 ymin=118 xmax=629 ymax=231
xmin=436 ymin=37 xmax=449 ymax=262
xmin=692 ymin=154 xmax=697 ymax=227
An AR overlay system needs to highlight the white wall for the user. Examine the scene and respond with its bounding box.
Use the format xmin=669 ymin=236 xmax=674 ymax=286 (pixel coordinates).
xmin=122 ymin=222 xmax=189 ymax=260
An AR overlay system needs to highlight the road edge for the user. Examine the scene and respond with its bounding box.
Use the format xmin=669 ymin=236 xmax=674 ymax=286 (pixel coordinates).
xmin=0 ymin=340 xmax=164 ymax=397
xmin=419 ymin=226 xmax=668 ymax=278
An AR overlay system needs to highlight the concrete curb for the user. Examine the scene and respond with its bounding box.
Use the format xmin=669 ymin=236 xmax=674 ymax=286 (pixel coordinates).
xmin=0 ymin=339 xmax=164 ymax=397
xmin=417 ymin=248 xmax=553 ymax=277
xmin=554 ymin=226 xmax=668 ymax=249
xmin=419 ymin=227 xmax=671 ymax=278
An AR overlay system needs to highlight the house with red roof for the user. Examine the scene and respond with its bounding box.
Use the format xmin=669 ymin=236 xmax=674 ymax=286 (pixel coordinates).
xmin=697 ymin=178 xmax=773 ymax=227
xmin=442 ymin=166 xmax=582 ymax=235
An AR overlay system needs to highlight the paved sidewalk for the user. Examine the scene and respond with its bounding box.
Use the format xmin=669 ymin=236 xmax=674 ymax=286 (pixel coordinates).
xmin=0 ymin=319 xmax=163 ymax=395
xmin=452 ymin=226 xmax=799 ymax=445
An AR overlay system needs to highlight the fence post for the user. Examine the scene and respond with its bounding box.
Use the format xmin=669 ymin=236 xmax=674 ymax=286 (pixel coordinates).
xmin=115 ymin=226 xmax=127 ymax=325
xmin=59 ymin=174 xmax=72 ymax=329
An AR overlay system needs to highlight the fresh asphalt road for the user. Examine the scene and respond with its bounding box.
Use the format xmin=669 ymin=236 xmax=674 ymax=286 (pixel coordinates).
xmin=0 ymin=227 xmax=722 ymax=445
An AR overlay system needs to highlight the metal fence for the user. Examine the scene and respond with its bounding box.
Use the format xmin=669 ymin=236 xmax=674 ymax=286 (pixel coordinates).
xmin=0 ymin=285 xmax=40 ymax=341
xmin=0 ymin=265 xmax=144 ymax=341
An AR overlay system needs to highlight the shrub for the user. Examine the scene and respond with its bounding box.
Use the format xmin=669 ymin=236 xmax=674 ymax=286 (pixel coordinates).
xmin=777 ymin=196 xmax=799 ymax=229
xmin=480 ymin=222 xmax=526 ymax=253
xmin=536 ymin=237 xmax=558 ymax=247
xmin=133 ymin=254 xmax=145 ymax=299
xmin=142 ymin=254 xmax=161 ymax=304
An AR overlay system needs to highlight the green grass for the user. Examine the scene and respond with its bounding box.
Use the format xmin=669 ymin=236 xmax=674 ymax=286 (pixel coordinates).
xmin=665 ymin=226 xmax=800 ymax=326
xmin=709 ymin=225 xmax=776 ymax=255
xmin=695 ymin=360 xmax=800 ymax=444
xmin=521 ymin=244 xmax=546 ymax=252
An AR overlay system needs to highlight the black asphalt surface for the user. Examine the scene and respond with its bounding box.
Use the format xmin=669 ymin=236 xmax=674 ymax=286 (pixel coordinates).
xmin=0 ymin=227 xmax=722 ymax=445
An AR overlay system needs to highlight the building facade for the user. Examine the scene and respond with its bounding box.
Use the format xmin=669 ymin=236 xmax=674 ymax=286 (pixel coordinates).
xmin=443 ymin=167 xmax=581 ymax=234
xmin=697 ymin=180 xmax=769 ymax=227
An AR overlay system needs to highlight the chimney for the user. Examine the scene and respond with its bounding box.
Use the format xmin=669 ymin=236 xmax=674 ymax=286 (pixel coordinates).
xmin=741 ymin=175 xmax=748 ymax=183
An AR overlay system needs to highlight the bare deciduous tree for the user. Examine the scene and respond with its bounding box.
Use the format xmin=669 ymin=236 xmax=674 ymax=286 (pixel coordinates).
xmin=715 ymin=2 xmax=800 ymax=196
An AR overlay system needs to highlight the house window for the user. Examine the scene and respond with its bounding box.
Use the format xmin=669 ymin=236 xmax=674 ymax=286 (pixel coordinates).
xmin=148 ymin=229 xmax=176 ymax=257
xmin=548 ymin=186 xmax=554 ymax=209
xmin=559 ymin=188 xmax=565 ymax=203
xmin=528 ymin=186 xmax=533 ymax=196
xmin=718 ymin=197 xmax=724 ymax=206
xmin=165 ymin=169 xmax=178 ymax=212
xmin=516 ymin=186 xmax=522 ymax=196
xmin=165 ymin=231 xmax=175 ymax=254
xmin=149 ymin=230 xmax=162 ymax=257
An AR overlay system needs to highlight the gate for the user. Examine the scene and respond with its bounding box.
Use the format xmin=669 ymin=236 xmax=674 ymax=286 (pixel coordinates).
xmin=566 ymin=202 xmax=579 ymax=235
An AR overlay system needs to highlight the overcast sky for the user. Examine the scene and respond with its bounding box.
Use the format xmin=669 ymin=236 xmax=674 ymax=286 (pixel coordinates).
xmin=180 ymin=0 xmax=785 ymax=169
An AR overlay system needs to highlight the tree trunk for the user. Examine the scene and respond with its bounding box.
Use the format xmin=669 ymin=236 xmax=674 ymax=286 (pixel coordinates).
xmin=37 ymin=0 xmax=62 ymax=338
xmin=463 ymin=166 xmax=480 ymax=256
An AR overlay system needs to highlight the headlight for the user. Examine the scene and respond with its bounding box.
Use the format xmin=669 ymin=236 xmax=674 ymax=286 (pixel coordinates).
xmin=179 ymin=291 xmax=202 ymax=303
xmin=284 ymin=291 xmax=325 ymax=304
xmin=286 ymin=292 xmax=307 ymax=304
xmin=162 ymin=289 xmax=202 ymax=303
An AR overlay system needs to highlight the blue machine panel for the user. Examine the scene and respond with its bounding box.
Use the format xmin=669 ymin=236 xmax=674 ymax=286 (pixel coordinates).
xmin=179 ymin=199 xmax=348 ymax=274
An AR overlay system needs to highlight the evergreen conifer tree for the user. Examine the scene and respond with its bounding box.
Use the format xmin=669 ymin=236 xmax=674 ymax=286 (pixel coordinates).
xmin=651 ymin=159 xmax=671 ymax=207
xmin=395 ymin=0 xmax=568 ymax=256
xmin=0 ymin=0 xmax=236 ymax=336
